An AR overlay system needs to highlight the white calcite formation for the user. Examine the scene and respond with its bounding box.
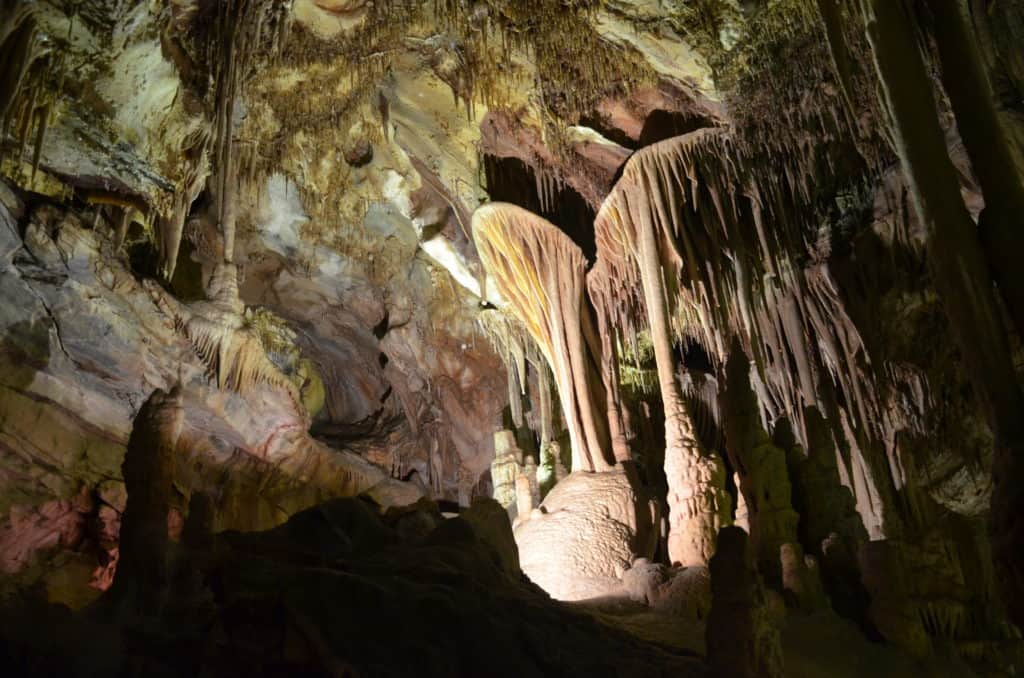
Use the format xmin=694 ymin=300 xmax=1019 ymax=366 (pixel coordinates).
xmin=513 ymin=469 xmax=657 ymax=601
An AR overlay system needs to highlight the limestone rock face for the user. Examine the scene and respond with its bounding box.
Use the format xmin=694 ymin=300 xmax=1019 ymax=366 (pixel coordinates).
xmin=513 ymin=470 xmax=655 ymax=601
xmin=0 ymin=198 xmax=421 ymax=597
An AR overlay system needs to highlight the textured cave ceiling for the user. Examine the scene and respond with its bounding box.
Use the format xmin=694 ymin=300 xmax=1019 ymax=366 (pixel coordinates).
xmin=2 ymin=0 xmax=1024 ymax=676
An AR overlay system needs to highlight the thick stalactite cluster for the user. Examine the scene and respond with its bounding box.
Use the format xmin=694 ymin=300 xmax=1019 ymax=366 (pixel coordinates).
xmin=472 ymin=1 xmax=1024 ymax=670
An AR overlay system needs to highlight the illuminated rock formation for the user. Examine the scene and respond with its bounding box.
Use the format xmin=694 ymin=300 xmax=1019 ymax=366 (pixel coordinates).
xmin=513 ymin=469 xmax=656 ymax=601
xmin=490 ymin=430 xmax=522 ymax=514
xmin=473 ymin=202 xmax=663 ymax=599
xmin=594 ymin=136 xmax=731 ymax=567
xmin=473 ymin=202 xmax=614 ymax=473
xmin=2 ymin=0 xmax=1024 ymax=673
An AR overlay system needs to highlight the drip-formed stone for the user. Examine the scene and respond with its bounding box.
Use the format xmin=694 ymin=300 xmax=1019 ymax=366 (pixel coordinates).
xmin=473 ymin=202 xmax=614 ymax=473
xmin=513 ymin=469 xmax=654 ymax=601
xmin=490 ymin=430 xmax=522 ymax=515
xmin=707 ymin=526 xmax=785 ymax=678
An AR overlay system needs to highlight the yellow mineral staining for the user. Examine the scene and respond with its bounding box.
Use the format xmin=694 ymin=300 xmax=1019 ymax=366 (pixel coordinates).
xmin=473 ymin=202 xmax=613 ymax=473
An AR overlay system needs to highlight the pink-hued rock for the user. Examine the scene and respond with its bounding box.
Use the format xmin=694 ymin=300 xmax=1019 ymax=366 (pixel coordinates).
xmin=0 ymin=488 xmax=92 ymax=575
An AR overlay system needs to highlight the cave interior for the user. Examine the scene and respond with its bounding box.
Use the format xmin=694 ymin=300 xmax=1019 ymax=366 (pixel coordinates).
xmin=1 ymin=0 xmax=1024 ymax=676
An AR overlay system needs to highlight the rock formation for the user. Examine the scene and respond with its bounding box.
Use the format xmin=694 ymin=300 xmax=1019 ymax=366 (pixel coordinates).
xmin=513 ymin=468 xmax=655 ymax=601
xmin=707 ymin=526 xmax=785 ymax=678
xmin=1 ymin=0 xmax=1023 ymax=674
xmin=105 ymin=386 xmax=183 ymax=615
xmin=473 ymin=202 xmax=614 ymax=473
xmin=721 ymin=339 xmax=799 ymax=584
xmin=593 ymin=135 xmax=733 ymax=567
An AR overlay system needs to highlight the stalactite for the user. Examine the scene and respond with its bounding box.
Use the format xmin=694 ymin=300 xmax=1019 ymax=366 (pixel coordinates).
xmin=193 ymin=0 xmax=290 ymax=271
xmin=815 ymin=0 xmax=858 ymax=121
xmin=158 ymin=129 xmax=210 ymax=281
xmin=591 ymin=123 xmax=907 ymax=557
xmin=0 ymin=2 xmax=62 ymax=185
xmin=537 ymin=360 xmax=553 ymax=449
xmin=858 ymin=0 xmax=1024 ymax=627
xmin=112 ymin=207 xmax=130 ymax=250
xmin=588 ymin=266 xmax=631 ymax=464
xmin=923 ymin=0 xmax=1024 ymax=340
xmin=473 ymin=202 xmax=614 ymax=473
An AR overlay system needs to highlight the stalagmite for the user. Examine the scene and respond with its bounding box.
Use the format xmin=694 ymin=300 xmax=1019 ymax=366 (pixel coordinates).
xmin=515 ymin=470 xmax=534 ymax=517
xmin=858 ymin=0 xmax=1024 ymax=626
xmin=721 ymin=339 xmax=799 ymax=584
xmin=491 ymin=430 xmax=522 ymax=514
xmin=473 ymin=202 xmax=614 ymax=473
xmin=706 ymin=527 xmax=785 ymax=678
xmin=106 ymin=386 xmax=184 ymax=614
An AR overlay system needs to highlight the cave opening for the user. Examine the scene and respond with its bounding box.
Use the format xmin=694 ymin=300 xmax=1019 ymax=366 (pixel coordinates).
xmin=638 ymin=110 xmax=716 ymax=147
xmin=482 ymin=153 xmax=598 ymax=264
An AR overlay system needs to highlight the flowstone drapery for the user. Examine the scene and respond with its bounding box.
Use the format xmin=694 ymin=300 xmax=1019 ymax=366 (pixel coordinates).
xmin=473 ymin=202 xmax=614 ymax=473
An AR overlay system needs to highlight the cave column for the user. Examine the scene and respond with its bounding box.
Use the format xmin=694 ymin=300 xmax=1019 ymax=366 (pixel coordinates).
xmin=860 ymin=0 xmax=1024 ymax=625
xmin=636 ymin=199 xmax=726 ymax=567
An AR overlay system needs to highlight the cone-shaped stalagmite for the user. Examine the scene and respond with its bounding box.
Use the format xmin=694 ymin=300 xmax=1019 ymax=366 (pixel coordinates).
xmin=107 ymin=386 xmax=184 ymax=613
xmin=473 ymin=202 xmax=614 ymax=473
xmin=594 ymin=141 xmax=730 ymax=567
xmin=721 ymin=338 xmax=798 ymax=584
xmin=858 ymin=0 xmax=1024 ymax=625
